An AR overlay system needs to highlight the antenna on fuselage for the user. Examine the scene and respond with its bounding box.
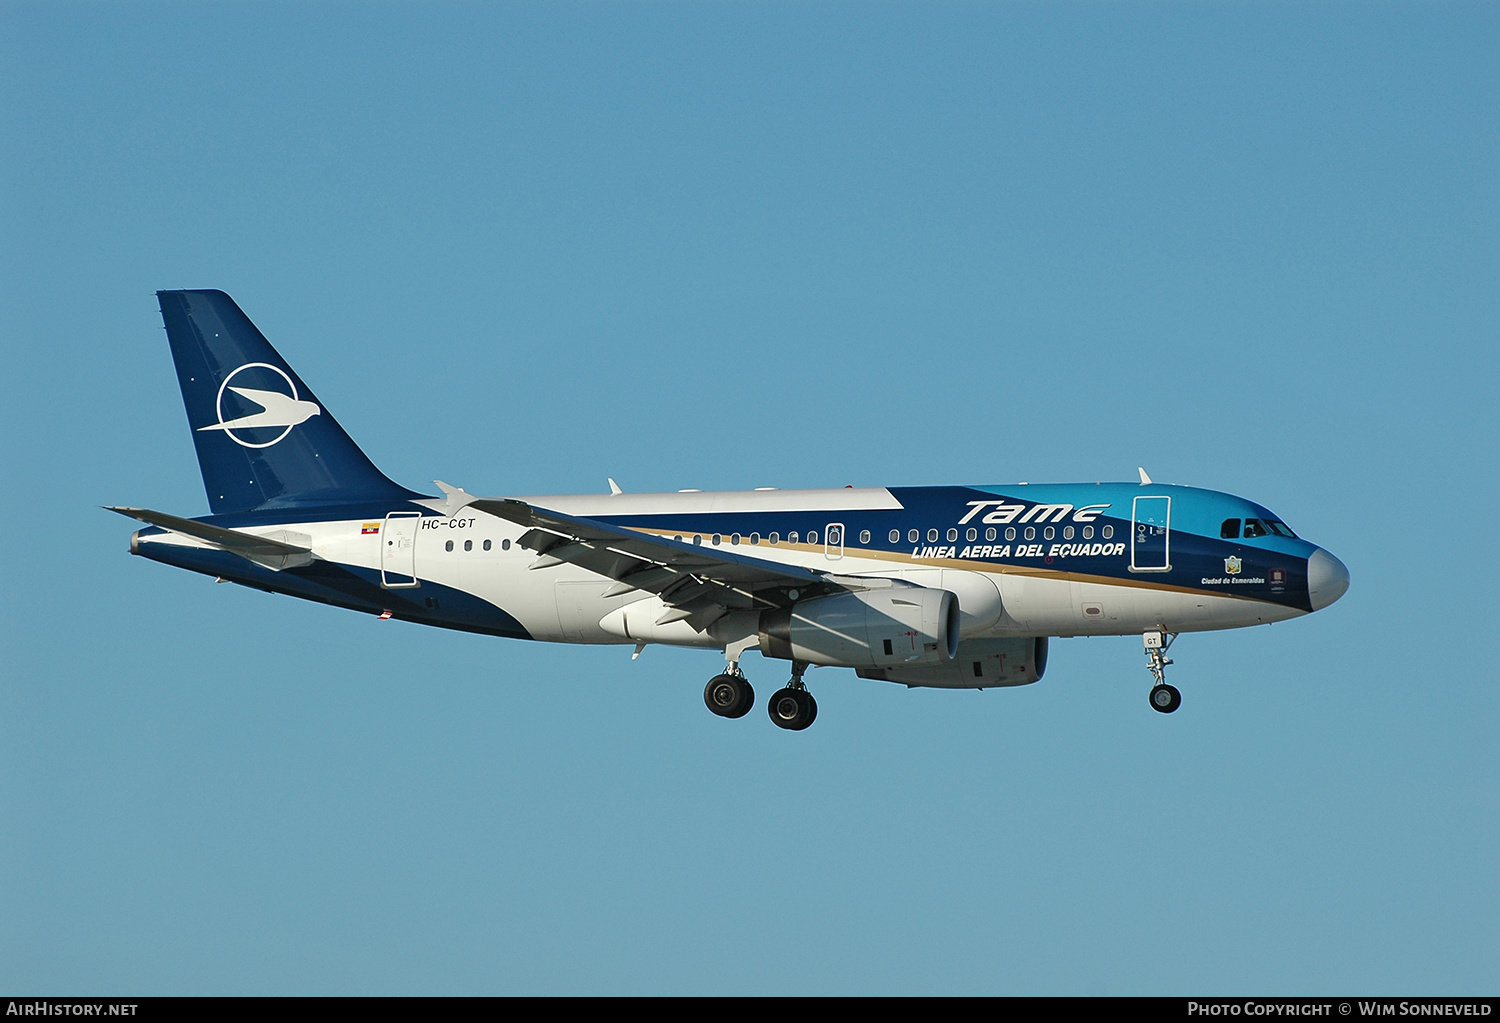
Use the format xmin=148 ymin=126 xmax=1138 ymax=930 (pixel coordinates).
xmin=1138 ymin=467 xmax=1153 ymax=485
xmin=608 ymin=478 xmax=623 ymax=495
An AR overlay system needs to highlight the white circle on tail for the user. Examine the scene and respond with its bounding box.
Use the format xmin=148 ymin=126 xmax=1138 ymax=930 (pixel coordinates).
xmin=198 ymin=362 xmax=321 ymax=448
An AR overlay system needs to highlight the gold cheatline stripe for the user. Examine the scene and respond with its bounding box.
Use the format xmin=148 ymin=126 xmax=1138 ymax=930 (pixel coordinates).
xmin=622 ymin=526 xmax=1282 ymax=604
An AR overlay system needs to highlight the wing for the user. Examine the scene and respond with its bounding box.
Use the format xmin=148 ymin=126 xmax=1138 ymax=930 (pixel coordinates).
xmin=470 ymin=498 xmax=855 ymax=632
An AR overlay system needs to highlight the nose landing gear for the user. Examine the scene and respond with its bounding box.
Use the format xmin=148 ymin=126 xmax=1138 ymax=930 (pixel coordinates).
xmin=1144 ymin=630 xmax=1182 ymax=714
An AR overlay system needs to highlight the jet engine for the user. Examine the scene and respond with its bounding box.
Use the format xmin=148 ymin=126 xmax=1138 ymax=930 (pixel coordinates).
xmin=856 ymin=636 xmax=1048 ymax=689
xmin=757 ymin=586 xmax=960 ymax=669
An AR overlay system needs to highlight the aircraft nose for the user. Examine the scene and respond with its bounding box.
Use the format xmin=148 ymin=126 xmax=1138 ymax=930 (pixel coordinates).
xmin=1307 ymin=547 xmax=1350 ymax=611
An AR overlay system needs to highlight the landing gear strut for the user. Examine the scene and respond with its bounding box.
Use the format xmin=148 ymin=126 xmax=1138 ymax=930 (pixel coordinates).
xmin=1144 ymin=630 xmax=1182 ymax=714
xmin=768 ymin=661 xmax=818 ymax=731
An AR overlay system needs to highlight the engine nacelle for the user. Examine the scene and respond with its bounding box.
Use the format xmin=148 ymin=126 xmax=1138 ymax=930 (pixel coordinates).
xmin=856 ymin=636 xmax=1049 ymax=689
xmin=758 ymin=587 xmax=960 ymax=669
xmin=896 ymin=569 xmax=1004 ymax=637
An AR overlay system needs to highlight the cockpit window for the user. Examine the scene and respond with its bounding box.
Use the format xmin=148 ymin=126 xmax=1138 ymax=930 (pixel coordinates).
xmin=1220 ymin=518 xmax=1241 ymax=539
xmin=1241 ymin=517 xmax=1298 ymax=540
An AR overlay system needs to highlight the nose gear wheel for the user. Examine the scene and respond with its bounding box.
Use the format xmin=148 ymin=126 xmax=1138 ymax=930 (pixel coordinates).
xmin=1150 ymin=683 xmax=1181 ymax=713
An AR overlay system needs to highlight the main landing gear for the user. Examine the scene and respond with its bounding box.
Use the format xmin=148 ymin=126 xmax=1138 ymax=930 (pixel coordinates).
xmin=767 ymin=661 xmax=817 ymax=731
xmin=1144 ymin=630 xmax=1182 ymax=714
xmin=703 ymin=659 xmax=819 ymax=730
xmin=704 ymin=667 xmax=754 ymax=719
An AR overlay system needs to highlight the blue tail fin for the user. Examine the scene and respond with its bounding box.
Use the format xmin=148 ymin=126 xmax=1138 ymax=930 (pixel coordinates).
xmin=158 ymin=289 xmax=424 ymax=514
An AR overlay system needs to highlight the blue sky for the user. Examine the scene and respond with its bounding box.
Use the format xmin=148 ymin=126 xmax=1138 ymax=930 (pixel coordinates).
xmin=2 ymin=1 xmax=1495 ymax=995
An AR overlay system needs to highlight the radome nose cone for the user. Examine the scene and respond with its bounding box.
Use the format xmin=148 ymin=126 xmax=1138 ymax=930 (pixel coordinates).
xmin=1308 ymin=548 xmax=1350 ymax=611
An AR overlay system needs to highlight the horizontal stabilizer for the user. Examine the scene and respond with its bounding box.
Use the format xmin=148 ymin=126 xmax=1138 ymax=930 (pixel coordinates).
xmin=106 ymin=506 xmax=315 ymax=571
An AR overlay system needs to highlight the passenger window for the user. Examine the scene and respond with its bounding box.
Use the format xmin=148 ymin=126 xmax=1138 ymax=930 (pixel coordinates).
xmin=927 ymin=528 xmax=938 ymax=543
xmin=1102 ymin=525 xmax=1113 ymax=539
xmin=1221 ymin=519 xmax=1241 ymax=539
xmin=1024 ymin=527 xmax=1035 ymax=541
xmin=502 ymin=539 xmax=511 ymax=550
xmin=770 ymin=533 xmax=780 ymax=544
xmin=1063 ymin=526 xmax=1074 ymax=540
xmin=1082 ymin=525 xmax=1093 ymax=540
xmin=807 ymin=530 xmax=819 ymax=545
xmin=464 ymin=539 xmax=472 ymax=552
xmin=985 ymin=527 xmax=996 ymax=541
xmin=750 ymin=533 xmax=760 ymax=545
xmin=889 ymin=529 xmax=900 ymax=543
xmin=1243 ymin=519 xmax=1267 ymax=539
xmin=966 ymin=528 xmax=977 ymax=542
xmin=908 ymin=529 xmax=919 ymax=544
xmin=1005 ymin=527 xmax=1016 ymax=541
xmin=789 ymin=532 xmax=799 ymax=544
xmin=860 ymin=530 xmax=871 ymax=543
xmin=730 ymin=533 xmax=740 ymax=545
xmin=483 ymin=539 xmax=491 ymax=551
xmin=1043 ymin=526 xmax=1054 ymax=540
xmin=947 ymin=528 xmax=958 ymax=542
xmin=445 ymin=540 xmax=454 ymax=552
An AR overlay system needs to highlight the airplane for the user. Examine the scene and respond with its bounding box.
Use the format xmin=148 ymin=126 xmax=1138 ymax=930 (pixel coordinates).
xmin=111 ymin=290 xmax=1350 ymax=729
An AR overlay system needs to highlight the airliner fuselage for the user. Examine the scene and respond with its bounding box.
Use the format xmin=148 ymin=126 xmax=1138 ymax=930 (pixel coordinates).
xmin=114 ymin=291 xmax=1350 ymax=728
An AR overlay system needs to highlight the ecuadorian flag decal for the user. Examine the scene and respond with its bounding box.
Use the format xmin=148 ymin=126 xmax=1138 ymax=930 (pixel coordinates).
xmin=362 ymin=522 xmax=381 ymax=534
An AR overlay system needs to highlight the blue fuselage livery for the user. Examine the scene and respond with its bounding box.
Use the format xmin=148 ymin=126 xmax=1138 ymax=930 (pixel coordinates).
xmin=113 ymin=290 xmax=1350 ymax=728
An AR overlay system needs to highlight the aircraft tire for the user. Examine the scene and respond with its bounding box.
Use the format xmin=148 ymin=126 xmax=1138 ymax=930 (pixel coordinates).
xmin=768 ymin=687 xmax=815 ymax=731
xmin=705 ymin=674 xmax=752 ymax=718
xmin=1149 ymin=683 xmax=1182 ymax=714
xmin=727 ymin=680 xmax=754 ymax=719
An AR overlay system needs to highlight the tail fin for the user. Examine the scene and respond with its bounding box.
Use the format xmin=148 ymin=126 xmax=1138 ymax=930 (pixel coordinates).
xmin=158 ymin=289 xmax=423 ymax=514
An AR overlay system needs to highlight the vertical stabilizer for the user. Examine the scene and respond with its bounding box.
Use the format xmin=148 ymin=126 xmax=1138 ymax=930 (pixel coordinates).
xmin=158 ymin=289 xmax=423 ymax=514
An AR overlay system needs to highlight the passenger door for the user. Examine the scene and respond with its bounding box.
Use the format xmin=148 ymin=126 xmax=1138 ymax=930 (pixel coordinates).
xmin=1131 ymin=496 xmax=1171 ymax=572
xmin=381 ymin=511 xmax=421 ymax=588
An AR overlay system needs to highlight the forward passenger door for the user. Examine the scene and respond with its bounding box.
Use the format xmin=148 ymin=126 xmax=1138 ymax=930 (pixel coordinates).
xmin=1130 ymin=496 xmax=1171 ymax=572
